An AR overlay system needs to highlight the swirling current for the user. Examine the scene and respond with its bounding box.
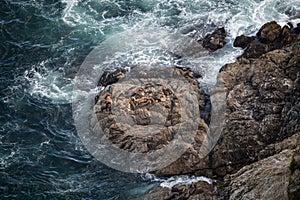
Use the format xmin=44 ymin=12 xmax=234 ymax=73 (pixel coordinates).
xmin=1 ymin=0 xmax=299 ymax=199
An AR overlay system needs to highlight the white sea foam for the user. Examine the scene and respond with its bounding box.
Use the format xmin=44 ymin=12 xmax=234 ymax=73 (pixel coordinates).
xmin=24 ymin=59 xmax=74 ymax=104
xmin=27 ymin=0 xmax=300 ymax=103
xmin=159 ymin=176 xmax=213 ymax=188
xmin=61 ymin=0 xmax=80 ymax=27
xmin=0 ymin=147 xmax=19 ymax=168
xmin=143 ymin=173 xmax=214 ymax=188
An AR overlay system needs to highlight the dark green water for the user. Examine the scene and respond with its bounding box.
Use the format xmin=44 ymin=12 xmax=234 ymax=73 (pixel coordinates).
xmin=1 ymin=0 xmax=299 ymax=199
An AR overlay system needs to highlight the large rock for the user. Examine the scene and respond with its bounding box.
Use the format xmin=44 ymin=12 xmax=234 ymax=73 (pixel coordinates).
xmin=156 ymin=35 xmax=300 ymax=177
xmin=95 ymin=21 xmax=300 ymax=199
xmin=237 ymin=21 xmax=298 ymax=58
xmin=225 ymin=150 xmax=293 ymax=200
xmin=144 ymin=133 xmax=300 ymax=200
xmin=208 ymin=36 xmax=300 ymax=177
xmin=94 ymin=66 xmax=209 ymax=157
xmin=224 ymin=136 xmax=300 ymax=200
xmin=201 ymin=27 xmax=227 ymax=52
xmin=288 ymin=146 xmax=300 ymax=200
xmin=257 ymin=21 xmax=281 ymax=43
xmin=142 ymin=22 xmax=300 ymax=199
xmin=233 ymin=35 xmax=255 ymax=49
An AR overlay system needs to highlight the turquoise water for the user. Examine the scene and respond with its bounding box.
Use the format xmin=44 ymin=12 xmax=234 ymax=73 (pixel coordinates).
xmin=1 ymin=0 xmax=299 ymax=199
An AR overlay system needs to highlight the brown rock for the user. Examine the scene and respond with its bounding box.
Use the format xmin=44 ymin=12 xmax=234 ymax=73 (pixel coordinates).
xmin=240 ymin=42 xmax=268 ymax=58
xmin=288 ymin=138 xmax=300 ymax=200
xmin=288 ymin=169 xmax=300 ymax=200
xmin=225 ymin=150 xmax=294 ymax=200
xmin=202 ymin=27 xmax=227 ymax=51
xmin=233 ymin=35 xmax=255 ymax=49
xmin=211 ymin=42 xmax=300 ymax=177
xmin=95 ymin=67 xmax=208 ymax=155
xmin=237 ymin=21 xmax=300 ymax=59
xmin=280 ymin=25 xmax=293 ymax=45
xmin=156 ymin=38 xmax=300 ymax=177
xmin=257 ymin=21 xmax=281 ymax=43
xmin=139 ymin=21 xmax=300 ymax=200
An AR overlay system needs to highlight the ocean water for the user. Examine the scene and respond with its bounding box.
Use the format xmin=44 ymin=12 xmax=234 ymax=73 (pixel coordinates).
xmin=1 ymin=0 xmax=299 ymax=199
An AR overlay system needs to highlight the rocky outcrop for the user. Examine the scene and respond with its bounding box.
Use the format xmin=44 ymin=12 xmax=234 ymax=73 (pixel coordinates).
xmin=156 ymin=28 xmax=300 ymax=178
xmin=143 ymin=134 xmax=300 ymax=200
xmin=257 ymin=21 xmax=282 ymax=43
xmin=142 ymin=21 xmax=300 ymax=199
xmin=95 ymin=66 xmax=209 ymax=155
xmin=210 ymin=40 xmax=300 ymax=177
xmin=94 ymin=21 xmax=299 ymax=199
xmin=233 ymin=35 xmax=255 ymax=49
xmin=288 ymin=144 xmax=300 ymax=200
xmin=235 ymin=21 xmax=300 ymax=58
xmin=224 ymin=135 xmax=300 ymax=200
xmin=225 ymin=149 xmax=293 ymax=200
xmin=201 ymin=27 xmax=227 ymax=52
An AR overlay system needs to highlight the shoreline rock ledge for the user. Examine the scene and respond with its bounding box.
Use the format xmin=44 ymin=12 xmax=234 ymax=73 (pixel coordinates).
xmin=140 ymin=21 xmax=300 ymax=200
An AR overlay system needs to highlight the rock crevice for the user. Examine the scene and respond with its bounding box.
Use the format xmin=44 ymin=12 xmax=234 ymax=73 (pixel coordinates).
xmin=141 ymin=21 xmax=300 ymax=200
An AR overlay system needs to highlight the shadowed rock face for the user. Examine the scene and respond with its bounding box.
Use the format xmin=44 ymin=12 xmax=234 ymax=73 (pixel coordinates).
xmin=233 ymin=35 xmax=255 ymax=49
xmin=141 ymin=21 xmax=300 ymax=200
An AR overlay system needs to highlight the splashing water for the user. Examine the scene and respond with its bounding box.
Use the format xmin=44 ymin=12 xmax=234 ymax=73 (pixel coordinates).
xmin=1 ymin=0 xmax=299 ymax=199
xmin=21 ymin=0 xmax=299 ymax=104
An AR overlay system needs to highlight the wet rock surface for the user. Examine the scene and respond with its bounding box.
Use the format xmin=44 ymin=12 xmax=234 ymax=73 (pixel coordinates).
xmin=141 ymin=21 xmax=300 ymax=199
xmin=201 ymin=27 xmax=227 ymax=52
xmin=235 ymin=21 xmax=299 ymax=59
xmin=139 ymin=181 xmax=220 ymax=200
xmin=186 ymin=27 xmax=227 ymax=53
xmin=233 ymin=35 xmax=255 ymax=49
xmin=257 ymin=21 xmax=282 ymax=43
xmin=93 ymin=21 xmax=299 ymax=199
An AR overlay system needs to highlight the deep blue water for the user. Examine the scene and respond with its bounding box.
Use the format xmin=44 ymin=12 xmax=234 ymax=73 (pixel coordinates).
xmin=1 ymin=0 xmax=299 ymax=199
